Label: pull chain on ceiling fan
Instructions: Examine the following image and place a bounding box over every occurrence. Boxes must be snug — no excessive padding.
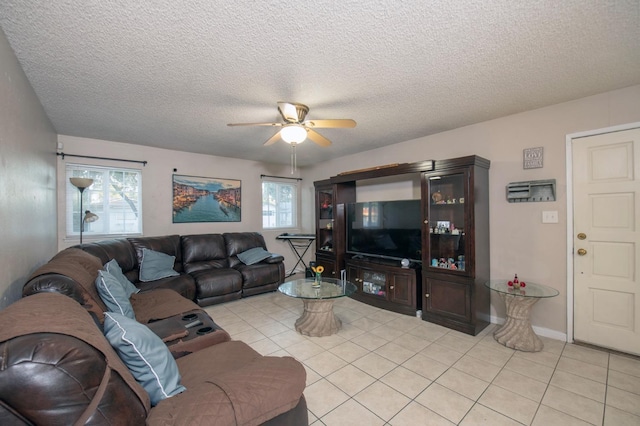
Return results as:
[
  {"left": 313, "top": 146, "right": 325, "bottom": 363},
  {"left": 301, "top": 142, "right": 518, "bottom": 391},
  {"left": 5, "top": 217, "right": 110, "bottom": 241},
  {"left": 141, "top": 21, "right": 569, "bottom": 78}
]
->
[{"left": 228, "top": 102, "right": 356, "bottom": 173}]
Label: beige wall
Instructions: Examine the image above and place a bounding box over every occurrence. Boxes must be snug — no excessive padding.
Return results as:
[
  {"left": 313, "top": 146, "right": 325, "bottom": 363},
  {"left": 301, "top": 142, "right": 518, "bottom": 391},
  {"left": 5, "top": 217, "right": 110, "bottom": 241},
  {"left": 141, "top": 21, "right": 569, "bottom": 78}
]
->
[
  {"left": 56, "top": 135, "right": 305, "bottom": 272},
  {"left": 303, "top": 84, "right": 640, "bottom": 338},
  {"left": 0, "top": 29, "right": 57, "bottom": 308}
]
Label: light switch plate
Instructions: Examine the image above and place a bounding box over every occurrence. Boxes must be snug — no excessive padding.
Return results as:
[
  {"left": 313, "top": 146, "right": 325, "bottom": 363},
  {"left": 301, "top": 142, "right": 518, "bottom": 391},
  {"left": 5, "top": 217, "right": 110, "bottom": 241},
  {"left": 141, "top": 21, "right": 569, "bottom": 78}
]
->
[{"left": 542, "top": 210, "right": 558, "bottom": 223}]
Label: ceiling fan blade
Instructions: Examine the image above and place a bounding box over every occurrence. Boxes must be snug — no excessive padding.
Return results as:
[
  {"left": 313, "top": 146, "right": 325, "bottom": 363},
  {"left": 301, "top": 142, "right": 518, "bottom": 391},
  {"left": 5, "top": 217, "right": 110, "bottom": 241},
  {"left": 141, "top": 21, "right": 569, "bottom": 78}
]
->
[
  {"left": 303, "top": 119, "right": 356, "bottom": 128},
  {"left": 278, "top": 102, "right": 308, "bottom": 122},
  {"left": 227, "top": 122, "right": 283, "bottom": 127},
  {"left": 306, "top": 129, "right": 332, "bottom": 147},
  {"left": 264, "top": 130, "right": 283, "bottom": 146}
]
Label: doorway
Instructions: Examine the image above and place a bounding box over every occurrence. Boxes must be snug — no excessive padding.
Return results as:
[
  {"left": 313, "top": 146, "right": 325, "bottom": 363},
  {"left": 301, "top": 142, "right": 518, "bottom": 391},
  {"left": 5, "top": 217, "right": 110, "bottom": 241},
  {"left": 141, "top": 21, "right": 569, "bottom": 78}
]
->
[{"left": 567, "top": 124, "right": 640, "bottom": 356}]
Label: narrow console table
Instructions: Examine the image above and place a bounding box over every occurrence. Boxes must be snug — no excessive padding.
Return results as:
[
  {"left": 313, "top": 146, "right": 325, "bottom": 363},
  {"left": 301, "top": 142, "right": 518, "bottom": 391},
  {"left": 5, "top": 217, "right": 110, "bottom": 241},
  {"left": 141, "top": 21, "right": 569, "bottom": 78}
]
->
[
  {"left": 485, "top": 280, "right": 559, "bottom": 352},
  {"left": 276, "top": 233, "right": 316, "bottom": 277}
]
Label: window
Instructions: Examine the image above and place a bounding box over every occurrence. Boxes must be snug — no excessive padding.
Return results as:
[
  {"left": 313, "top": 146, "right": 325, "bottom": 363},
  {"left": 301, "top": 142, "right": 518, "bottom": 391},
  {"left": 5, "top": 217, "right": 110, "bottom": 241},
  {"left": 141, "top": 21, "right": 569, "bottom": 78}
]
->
[
  {"left": 262, "top": 178, "right": 298, "bottom": 229},
  {"left": 66, "top": 164, "right": 142, "bottom": 239}
]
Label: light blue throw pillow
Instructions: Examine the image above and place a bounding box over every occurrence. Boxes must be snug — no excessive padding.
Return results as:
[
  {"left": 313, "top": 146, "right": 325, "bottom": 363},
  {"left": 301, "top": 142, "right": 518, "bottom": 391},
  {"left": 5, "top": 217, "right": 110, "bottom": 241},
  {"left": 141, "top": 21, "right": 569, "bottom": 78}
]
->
[
  {"left": 96, "top": 270, "right": 135, "bottom": 319},
  {"left": 104, "top": 258, "right": 139, "bottom": 297},
  {"left": 139, "top": 248, "right": 180, "bottom": 282},
  {"left": 237, "top": 247, "right": 272, "bottom": 265},
  {"left": 104, "top": 312, "right": 186, "bottom": 406}
]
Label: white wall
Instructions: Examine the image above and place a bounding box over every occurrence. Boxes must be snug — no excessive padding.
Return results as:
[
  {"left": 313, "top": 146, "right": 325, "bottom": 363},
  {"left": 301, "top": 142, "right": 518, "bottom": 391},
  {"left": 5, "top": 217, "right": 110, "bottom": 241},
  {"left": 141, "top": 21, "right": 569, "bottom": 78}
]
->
[
  {"left": 303, "top": 84, "right": 640, "bottom": 338},
  {"left": 0, "top": 29, "right": 57, "bottom": 308},
  {"left": 56, "top": 135, "right": 306, "bottom": 273}
]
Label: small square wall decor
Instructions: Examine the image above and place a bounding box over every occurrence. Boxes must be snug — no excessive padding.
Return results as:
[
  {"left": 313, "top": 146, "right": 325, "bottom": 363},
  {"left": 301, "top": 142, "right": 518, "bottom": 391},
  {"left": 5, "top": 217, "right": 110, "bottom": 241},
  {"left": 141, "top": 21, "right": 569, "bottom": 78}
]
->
[
  {"left": 523, "top": 147, "right": 543, "bottom": 169},
  {"left": 172, "top": 174, "right": 241, "bottom": 223}
]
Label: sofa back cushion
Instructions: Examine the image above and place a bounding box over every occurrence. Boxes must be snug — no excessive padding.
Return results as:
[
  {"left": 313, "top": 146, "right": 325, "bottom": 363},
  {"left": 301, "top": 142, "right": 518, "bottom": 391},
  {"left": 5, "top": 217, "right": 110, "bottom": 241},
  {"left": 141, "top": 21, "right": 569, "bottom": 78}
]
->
[
  {"left": 77, "top": 238, "right": 139, "bottom": 282},
  {"left": 24, "top": 248, "right": 109, "bottom": 323},
  {"left": 128, "top": 235, "right": 184, "bottom": 273},
  {"left": 181, "top": 234, "right": 229, "bottom": 273},
  {"left": 224, "top": 233, "right": 268, "bottom": 268}
]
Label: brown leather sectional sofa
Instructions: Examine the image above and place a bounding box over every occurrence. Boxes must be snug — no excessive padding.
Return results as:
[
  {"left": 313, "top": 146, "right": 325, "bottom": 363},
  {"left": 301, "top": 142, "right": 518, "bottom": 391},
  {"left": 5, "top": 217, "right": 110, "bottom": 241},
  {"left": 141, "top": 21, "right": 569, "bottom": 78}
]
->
[
  {"left": 0, "top": 232, "right": 308, "bottom": 425},
  {"left": 24, "top": 232, "right": 286, "bottom": 307}
]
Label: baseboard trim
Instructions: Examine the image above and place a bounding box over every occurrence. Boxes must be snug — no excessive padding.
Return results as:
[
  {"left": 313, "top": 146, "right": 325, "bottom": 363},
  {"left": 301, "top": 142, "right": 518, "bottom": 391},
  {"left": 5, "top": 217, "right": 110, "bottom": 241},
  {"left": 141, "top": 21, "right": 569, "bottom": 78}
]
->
[{"left": 489, "top": 315, "right": 568, "bottom": 342}]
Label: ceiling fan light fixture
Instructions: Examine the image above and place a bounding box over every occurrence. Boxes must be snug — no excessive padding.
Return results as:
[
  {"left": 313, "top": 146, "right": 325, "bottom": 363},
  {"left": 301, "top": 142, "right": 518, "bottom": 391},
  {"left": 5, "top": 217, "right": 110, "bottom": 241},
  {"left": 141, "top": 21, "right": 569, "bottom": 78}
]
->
[{"left": 281, "top": 125, "right": 307, "bottom": 144}]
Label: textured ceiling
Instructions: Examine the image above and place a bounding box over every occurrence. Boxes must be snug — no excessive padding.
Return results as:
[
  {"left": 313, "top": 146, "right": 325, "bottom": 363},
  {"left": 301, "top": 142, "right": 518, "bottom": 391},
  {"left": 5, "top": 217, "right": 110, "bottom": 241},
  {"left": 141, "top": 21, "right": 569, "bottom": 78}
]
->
[{"left": 1, "top": 1, "right": 639, "bottom": 166}]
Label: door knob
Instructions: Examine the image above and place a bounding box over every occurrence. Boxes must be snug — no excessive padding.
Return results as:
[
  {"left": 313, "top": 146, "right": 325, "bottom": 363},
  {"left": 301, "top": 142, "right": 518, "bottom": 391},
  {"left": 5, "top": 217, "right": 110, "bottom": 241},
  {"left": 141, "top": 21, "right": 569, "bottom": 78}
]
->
[
  {"left": 577, "top": 233, "right": 587, "bottom": 240},
  {"left": 577, "top": 248, "right": 587, "bottom": 256}
]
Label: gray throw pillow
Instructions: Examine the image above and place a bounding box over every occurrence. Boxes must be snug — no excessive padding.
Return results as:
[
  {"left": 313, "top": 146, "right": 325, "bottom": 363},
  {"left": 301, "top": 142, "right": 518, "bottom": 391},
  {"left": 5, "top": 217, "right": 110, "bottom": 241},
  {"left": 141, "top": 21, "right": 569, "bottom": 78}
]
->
[
  {"left": 95, "top": 270, "right": 135, "bottom": 319},
  {"left": 139, "top": 248, "right": 180, "bottom": 282},
  {"left": 104, "top": 312, "right": 186, "bottom": 406},
  {"left": 237, "top": 247, "right": 272, "bottom": 265},
  {"left": 104, "top": 258, "right": 139, "bottom": 297}
]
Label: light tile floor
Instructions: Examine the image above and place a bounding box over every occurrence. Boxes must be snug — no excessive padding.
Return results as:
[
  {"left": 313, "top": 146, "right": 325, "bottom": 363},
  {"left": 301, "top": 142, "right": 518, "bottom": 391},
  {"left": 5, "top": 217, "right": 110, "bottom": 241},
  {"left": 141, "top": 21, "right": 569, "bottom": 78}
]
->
[{"left": 204, "top": 291, "right": 640, "bottom": 426}]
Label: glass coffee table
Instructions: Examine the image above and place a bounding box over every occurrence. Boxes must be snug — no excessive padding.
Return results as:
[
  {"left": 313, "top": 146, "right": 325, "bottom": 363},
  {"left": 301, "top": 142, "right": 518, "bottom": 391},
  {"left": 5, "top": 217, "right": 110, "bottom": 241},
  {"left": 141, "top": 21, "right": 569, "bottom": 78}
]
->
[
  {"left": 278, "top": 278, "right": 357, "bottom": 337},
  {"left": 485, "top": 280, "right": 559, "bottom": 352}
]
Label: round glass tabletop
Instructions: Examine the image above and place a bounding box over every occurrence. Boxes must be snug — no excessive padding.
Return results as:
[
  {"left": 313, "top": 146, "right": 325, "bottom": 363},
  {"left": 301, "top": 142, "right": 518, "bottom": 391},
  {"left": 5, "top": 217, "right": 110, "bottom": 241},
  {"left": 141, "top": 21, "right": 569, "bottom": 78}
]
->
[
  {"left": 485, "top": 280, "right": 559, "bottom": 298},
  {"left": 278, "top": 278, "right": 357, "bottom": 300}
]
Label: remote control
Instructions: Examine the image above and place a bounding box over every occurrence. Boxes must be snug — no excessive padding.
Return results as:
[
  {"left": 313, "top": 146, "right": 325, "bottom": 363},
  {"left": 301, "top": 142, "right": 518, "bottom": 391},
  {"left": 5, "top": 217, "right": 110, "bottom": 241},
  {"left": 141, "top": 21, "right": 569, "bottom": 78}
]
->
[{"left": 184, "top": 320, "right": 203, "bottom": 329}]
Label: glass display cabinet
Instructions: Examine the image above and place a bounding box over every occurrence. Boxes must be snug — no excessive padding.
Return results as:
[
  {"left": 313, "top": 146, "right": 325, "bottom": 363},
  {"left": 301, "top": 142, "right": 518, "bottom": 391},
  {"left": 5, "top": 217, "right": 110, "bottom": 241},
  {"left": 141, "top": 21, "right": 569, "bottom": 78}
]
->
[
  {"left": 421, "top": 156, "right": 490, "bottom": 335},
  {"left": 314, "top": 180, "right": 355, "bottom": 277}
]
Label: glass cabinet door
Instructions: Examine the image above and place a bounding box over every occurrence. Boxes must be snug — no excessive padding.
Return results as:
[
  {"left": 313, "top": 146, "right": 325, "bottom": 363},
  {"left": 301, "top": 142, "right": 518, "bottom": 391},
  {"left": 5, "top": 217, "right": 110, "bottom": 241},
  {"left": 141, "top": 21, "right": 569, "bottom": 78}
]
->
[
  {"left": 317, "top": 188, "right": 334, "bottom": 253},
  {"left": 426, "top": 172, "right": 467, "bottom": 272},
  {"left": 362, "top": 270, "right": 387, "bottom": 298}
]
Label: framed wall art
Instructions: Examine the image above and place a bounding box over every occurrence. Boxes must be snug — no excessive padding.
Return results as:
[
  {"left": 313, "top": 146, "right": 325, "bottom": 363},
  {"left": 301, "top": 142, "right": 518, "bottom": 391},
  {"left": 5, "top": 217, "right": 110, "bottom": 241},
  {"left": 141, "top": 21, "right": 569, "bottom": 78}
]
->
[
  {"left": 523, "top": 147, "right": 544, "bottom": 169},
  {"left": 172, "top": 174, "right": 241, "bottom": 223}
]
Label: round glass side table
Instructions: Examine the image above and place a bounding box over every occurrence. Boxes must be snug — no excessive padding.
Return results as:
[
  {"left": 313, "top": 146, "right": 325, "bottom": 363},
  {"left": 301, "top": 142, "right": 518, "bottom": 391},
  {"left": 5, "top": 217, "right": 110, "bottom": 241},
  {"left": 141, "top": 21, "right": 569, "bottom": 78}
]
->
[{"left": 485, "top": 280, "right": 559, "bottom": 352}]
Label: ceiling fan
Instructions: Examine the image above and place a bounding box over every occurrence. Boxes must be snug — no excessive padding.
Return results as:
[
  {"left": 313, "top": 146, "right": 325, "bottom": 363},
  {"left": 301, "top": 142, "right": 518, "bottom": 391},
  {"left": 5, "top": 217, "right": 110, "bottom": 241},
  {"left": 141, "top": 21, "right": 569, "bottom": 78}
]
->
[{"left": 227, "top": 101, "right": 356, "bottom": 147}]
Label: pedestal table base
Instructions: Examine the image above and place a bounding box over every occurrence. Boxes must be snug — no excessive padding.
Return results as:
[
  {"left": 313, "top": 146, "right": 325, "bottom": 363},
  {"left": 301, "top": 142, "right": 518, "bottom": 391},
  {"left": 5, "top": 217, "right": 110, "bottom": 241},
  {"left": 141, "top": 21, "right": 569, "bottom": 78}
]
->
[
  {"left": 295, "top": 299, "right": 341, "bottom": 337},
  {"left": 494, "top": 293, "right": 544, "bottom": 352}
]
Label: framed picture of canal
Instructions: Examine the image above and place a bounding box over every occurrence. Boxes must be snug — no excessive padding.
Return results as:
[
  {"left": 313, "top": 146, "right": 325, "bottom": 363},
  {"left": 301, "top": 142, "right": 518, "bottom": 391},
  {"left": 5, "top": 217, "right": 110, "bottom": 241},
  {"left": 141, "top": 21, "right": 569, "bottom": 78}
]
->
[{"left": 172, "top": 174, "right": 241, "bottom": 223}]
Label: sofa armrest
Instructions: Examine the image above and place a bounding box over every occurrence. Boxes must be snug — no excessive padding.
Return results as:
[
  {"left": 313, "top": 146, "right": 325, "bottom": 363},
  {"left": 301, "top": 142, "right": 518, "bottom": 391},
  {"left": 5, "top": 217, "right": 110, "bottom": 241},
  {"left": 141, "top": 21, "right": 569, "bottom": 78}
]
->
[
  {"left": 23, "top": 274, "right": 85, "bottom": 303},
  {"left": 263, "top": 254, "right": 284, "bottom": 264}
]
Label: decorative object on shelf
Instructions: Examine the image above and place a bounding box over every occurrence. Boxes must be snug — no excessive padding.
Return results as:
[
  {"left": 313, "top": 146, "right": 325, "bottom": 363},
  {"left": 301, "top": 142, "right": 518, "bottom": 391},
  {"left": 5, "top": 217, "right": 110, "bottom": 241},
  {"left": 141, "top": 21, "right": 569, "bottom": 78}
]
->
[
  {"left": 400, "top": 258, "right": 410, "bottom": 268},
  {"left": 70, "top": 177, "right": 96, "bottom": 244},
  {"left": 431, "top": 190, "right": 443, "bottom": 203}
]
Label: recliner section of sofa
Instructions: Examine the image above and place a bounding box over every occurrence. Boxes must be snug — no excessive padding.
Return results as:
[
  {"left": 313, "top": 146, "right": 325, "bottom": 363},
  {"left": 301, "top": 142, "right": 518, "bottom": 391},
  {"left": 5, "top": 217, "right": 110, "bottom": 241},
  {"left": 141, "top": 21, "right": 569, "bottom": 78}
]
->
[{"left": 0, "top": 292, "right": 308, "bottom": 425}]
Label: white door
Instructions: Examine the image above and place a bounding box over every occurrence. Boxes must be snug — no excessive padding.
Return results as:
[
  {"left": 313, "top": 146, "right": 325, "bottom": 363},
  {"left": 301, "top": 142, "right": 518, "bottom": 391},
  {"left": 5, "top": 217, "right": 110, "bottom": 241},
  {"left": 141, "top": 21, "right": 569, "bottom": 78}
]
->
[{"left": 573, "top": 127, "right": 640, "bottom": 356}]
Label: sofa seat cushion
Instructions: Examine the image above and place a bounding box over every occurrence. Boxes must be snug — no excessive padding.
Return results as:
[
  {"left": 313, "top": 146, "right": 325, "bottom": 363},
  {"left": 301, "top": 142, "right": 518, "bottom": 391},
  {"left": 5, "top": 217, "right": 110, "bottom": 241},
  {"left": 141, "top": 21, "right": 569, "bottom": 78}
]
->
[
  {"left": 236, "top": 263, "right": 283, "bottom": 289},
  {"left": 131, "top": 289, "right": 202, "bottom": 324},
  {"left": 135, "top": 273, "right": 196, "bottom": 301},
  {"left": 190, "top": 268, "right": 242, "bottom": 299},
  {"left": 147, "top": 341, "right": 306, "bottom": 426}
]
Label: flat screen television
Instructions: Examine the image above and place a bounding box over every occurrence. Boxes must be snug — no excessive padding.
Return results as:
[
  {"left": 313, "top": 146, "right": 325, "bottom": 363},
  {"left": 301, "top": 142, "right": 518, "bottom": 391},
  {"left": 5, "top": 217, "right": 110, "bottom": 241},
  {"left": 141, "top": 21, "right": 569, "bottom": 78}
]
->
[{"left": 346, "top": 200, "right": 422, "bottom": 263}]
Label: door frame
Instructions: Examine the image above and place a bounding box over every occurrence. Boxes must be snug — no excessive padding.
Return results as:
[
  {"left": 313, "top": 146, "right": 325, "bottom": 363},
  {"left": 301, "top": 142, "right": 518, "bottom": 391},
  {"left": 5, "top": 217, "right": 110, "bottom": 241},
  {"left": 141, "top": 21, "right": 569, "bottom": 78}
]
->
[{"left": 565, "top": 121, "right": 640, "bottom": 343}]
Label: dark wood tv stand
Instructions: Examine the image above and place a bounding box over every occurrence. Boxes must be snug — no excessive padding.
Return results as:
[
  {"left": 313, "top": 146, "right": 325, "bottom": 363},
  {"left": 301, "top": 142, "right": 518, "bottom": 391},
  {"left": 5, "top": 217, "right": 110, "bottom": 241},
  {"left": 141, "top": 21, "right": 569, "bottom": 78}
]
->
[
  {"left": 315, "top": 155, "right": 490, "bottom": 335},
  {"left": 345, "top": 256, "right": 421, "bottom": 316}
]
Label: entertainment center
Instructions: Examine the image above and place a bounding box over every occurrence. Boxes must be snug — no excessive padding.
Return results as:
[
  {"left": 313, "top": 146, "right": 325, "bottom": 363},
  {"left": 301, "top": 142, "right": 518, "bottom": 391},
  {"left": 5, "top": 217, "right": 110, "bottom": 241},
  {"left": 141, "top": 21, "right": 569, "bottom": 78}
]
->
[{"left": 314, "top": 155, "right": 490, "bottom": 335}]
